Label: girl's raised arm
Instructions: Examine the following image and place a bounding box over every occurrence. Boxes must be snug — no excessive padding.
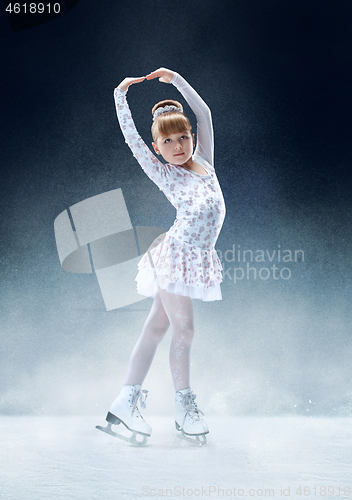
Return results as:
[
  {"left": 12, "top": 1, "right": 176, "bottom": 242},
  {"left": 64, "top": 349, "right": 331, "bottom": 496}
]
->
[
  {"left": 114, "top": 78, "right": 171, "bottom": 193},
  {"left": 147, "top": 68, "right": 214, "bottom": 168}
]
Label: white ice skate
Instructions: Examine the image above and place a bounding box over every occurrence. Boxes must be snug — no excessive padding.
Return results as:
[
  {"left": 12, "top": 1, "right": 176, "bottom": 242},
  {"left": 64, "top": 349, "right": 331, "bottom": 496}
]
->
[
  {"left": 175, "top": 388, "right": 209, "bottom": 446},
  {"left": 96, "top": 384, "right": 151, "bottom": 446}
]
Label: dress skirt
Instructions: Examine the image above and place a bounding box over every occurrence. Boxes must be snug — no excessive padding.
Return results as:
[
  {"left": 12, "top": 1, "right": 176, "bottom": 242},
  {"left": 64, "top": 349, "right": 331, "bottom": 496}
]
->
[{"left": 135, "top": 233, "right": 223, "bottom": 302}]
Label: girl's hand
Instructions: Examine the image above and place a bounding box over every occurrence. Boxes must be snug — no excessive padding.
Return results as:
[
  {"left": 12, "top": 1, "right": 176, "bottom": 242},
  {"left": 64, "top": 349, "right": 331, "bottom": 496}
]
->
[
  {"left": 117, "top": 76, "right": 146, "bottom": 92},
  {"left": 146, "top": 68, "right": 175, "bottom": 84}
]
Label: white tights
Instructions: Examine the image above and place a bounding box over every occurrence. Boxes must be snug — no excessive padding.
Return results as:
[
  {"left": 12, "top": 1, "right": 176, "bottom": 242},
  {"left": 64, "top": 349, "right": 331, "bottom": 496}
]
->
[{"left": 124, "top": 289, "right": 195, "bottom": 392}]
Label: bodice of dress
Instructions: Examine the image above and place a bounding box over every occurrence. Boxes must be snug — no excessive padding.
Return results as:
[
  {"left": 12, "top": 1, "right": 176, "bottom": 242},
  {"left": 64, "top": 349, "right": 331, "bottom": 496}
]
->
[
  {"left": 113, "top": 73, "right": 226, "bottom": 251},
  {"left": 160, "top": 160, "right": 225, "bottom": 251}
]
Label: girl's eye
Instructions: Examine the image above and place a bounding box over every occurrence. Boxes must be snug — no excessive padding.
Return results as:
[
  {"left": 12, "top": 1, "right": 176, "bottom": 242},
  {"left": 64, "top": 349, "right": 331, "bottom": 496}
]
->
[{"left": 164, "top": 138, "right": 171, "bottom": 143}]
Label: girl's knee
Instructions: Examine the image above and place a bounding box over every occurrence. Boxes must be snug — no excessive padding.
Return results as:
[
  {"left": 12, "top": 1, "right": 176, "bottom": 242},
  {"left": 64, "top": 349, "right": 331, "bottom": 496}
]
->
[
  {"left": 146, "top": 322, "right": 169, "bottom": 341},
  {"left": 174, "top": 325, "right": 194, "bottom": 343}
]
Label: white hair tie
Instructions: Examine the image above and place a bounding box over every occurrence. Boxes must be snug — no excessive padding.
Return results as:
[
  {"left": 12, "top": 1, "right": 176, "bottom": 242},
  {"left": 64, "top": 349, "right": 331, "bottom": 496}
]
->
[{"left": 153, "top": 105, "right": 183, "bottom": 122}]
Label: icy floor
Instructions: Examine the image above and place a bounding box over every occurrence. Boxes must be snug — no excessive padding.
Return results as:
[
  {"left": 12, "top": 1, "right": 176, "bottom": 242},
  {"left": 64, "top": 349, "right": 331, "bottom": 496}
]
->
[{"left": 1, "top": 416, "right": 352, "bottom": 500}]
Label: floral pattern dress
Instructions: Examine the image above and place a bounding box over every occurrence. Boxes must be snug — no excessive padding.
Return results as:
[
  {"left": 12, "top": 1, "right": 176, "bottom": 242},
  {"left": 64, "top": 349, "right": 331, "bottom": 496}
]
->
[{"left": 114, "top": 73, "right": 226, "bottom": 301}]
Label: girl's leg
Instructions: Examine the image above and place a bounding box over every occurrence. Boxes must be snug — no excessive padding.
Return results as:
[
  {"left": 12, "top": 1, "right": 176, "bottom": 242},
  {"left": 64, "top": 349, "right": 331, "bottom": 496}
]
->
[
  {"left": 123, "top": 292, "right": 170, "bottom": 386},
  {"left": 158, "top": 289, "right": 195, "bottom": 392},
  {"left": 156, "top": 290, "right": 207, "bottom": 439}
]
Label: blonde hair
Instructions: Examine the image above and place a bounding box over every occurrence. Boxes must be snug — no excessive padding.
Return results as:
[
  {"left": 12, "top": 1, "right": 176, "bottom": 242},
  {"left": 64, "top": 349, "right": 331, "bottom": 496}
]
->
[{"left": 151, "top": 99, "right": 192, "bottom": 142}]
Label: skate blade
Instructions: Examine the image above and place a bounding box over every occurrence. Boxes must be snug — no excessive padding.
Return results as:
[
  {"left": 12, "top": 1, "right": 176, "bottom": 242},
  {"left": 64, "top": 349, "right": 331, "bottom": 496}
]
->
[
  {"left": 175, "top": 422, "right": 208, "bottom": 446},
  {"left": 176, "top": 431, "right": 208, "bottom": 446},
  {"left": 95, "top": 423, "right": 148, "bottom": 447}
]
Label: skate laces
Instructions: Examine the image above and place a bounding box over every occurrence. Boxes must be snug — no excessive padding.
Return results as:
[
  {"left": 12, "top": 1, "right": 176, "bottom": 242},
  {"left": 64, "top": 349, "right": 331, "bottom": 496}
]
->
[
  {"left": 130, "top": 389, "right": 148, "bottom": 416},
  {"left": 138, "top": 389, "right": 148, "bottom": 409},
  {"left": 181, "top": 391, "right": 204, "bottom": 420}
]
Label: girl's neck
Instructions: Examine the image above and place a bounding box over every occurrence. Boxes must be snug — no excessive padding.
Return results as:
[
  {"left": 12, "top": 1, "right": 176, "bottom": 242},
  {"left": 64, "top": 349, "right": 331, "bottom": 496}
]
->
[
  {"left": 180, "top": 157, "right": 208, "bottom": 176},
  {"left": 181, "top": 156, "right": 195, "bottom": 169}
]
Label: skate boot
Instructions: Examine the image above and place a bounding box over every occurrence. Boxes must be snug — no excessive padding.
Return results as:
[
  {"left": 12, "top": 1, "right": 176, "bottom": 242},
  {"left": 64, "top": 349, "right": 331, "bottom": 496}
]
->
[
  {"left": 175, "top": 388, "right": 209, "bottom": 445},
  {"left": 96, "top": 384, "right": 151, "bottom": 446}
]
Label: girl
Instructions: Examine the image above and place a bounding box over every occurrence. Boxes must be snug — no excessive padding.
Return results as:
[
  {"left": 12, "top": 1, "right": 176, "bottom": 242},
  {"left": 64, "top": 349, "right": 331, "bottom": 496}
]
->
[{"left": 100, "top": 68, "right": 225, "bottom": 445}]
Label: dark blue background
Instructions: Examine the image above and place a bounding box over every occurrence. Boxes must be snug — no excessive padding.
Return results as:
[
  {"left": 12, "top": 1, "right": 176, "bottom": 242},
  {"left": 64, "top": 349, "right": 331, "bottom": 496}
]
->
[{"left": 1, "top": 0, "right": 351, "bottom": 416}]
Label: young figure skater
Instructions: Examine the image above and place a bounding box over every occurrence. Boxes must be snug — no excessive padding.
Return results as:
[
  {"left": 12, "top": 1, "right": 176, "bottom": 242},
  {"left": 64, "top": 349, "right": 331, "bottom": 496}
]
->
[{"left": 97, "top": 68, "right": 225, "bottom": 445}]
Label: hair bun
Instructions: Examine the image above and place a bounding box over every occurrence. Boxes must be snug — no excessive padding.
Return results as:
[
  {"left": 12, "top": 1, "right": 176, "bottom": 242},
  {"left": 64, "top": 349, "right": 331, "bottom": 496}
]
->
[{"left": 151, "top": 99, "right": 183, "bottom": 116}]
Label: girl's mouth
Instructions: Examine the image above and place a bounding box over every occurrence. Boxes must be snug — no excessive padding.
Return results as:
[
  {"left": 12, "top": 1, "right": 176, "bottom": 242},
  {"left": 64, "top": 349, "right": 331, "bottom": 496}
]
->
[{"left": 174, "top": 152, "right": 184, "bottom": 156}]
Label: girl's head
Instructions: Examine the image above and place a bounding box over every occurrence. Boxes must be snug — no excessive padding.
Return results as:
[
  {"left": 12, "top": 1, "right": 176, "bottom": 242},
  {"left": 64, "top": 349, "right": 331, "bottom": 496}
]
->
[
  {"left": 151, "top": 99, "right": 192, "bottom": 142},
  {"left": 151, "top": 99, "right": 195, "bottom": 165}
]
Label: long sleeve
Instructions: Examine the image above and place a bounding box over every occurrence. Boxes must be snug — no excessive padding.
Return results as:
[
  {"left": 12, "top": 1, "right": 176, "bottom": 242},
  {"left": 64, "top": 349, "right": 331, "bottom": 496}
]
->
[
  {"left": 171, "top": 73, "right": 214, "bottom": 168},
  {"left": 113, "top": 87, "right": 171, "bottom": 192}
]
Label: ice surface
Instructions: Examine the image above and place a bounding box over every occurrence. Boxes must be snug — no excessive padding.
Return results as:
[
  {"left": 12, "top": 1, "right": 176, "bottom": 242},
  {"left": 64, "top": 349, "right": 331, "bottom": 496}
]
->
[{"left": 1, "top": 416, "right": 351, "bottom": 500}]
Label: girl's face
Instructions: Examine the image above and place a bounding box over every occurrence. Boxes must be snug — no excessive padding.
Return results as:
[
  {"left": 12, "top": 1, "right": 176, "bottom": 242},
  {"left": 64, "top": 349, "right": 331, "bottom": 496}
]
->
[{"left": 152, "top": 130, "right": 195, "bottom": 165}]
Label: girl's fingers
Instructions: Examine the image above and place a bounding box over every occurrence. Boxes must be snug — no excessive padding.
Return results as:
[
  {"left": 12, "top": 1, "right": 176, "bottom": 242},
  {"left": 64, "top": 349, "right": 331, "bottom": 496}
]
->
[
  {"left": 130, "top": 77, "right": 146, "bottom": 84},
  {"left": 146, "top": 68, "right": 174, "bottom": 84},
  {"left": 118, "top": 76, "right": 146, "bottom": 91},
  {"left": 146, "top": 68, "right": 167, "bottom": 79},
  {"left": 146, "top": 72, "right": 160, "bottom": 80}
]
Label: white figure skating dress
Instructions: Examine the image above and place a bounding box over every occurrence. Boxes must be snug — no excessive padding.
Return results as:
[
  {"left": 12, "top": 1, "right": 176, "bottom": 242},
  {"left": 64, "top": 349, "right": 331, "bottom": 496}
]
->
[{"left": 114, "top": 73, "right": 226, "bottom": 301}]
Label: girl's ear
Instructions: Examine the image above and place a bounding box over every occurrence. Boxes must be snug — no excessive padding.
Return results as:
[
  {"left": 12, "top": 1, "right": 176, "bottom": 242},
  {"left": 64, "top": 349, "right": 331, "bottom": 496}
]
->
[
  {"left": 152, "top": 142, "right": 160, "bottom": 155},
  {"left": 192, "top": 133, "right": 195, "bottom": 148}
]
